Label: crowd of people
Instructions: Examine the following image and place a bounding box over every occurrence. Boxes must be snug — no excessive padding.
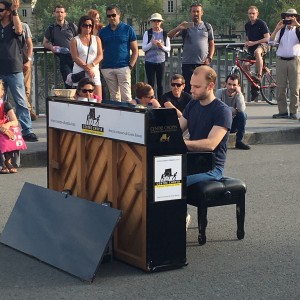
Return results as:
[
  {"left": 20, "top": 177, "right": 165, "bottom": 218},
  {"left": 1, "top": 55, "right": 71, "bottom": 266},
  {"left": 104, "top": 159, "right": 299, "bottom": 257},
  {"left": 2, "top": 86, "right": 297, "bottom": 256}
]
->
[{"left": 0, "top": 1, "right": 300, "bottom": 177}]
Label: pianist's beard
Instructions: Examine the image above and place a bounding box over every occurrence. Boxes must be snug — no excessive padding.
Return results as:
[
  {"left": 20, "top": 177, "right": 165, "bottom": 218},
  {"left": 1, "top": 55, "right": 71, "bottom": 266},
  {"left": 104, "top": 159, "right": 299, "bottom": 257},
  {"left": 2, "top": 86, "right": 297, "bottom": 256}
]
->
[{"left": 191, "top": 90, "right": 210, "bottom": 102}]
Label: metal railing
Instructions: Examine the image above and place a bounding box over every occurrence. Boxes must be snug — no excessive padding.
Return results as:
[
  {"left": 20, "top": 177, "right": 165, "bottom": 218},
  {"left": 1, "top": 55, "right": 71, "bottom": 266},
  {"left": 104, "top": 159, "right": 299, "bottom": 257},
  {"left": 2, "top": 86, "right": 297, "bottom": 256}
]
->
[{"left": 31, "top": 43, "right": 276, "bottom": 115}]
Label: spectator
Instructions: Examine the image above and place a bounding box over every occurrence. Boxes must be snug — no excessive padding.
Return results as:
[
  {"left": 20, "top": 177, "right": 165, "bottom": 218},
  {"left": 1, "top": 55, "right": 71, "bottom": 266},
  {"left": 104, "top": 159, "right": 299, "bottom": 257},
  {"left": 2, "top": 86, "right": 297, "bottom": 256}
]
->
[
  {"left": 87, "top": 9, "right": 104, "bottom": 35},
  {"left": 43, "top": 5, "right": 77, "bottom": 88},
  {"left": 21, "top": 22, "right": 36, "bottom": 121},
  {"left": 131, "top": 82, "right": 161, "bottom": 108},
  {"left": 0, "top": 0, "right": 38, "bottom": 142},
  {"left": 75, "top": 77, "right": 101, "bottom": 102},
  {"left": 269, "top": 8, "right": 300, "bottom": 120},
  {"left": 168, "top": 3, "right": 215, "bottom": 94},
  {"left": 99, "top": 4, "right": 138, "bottom": 102},
  {"left": 179, "top": 65, "right": 232, "bottom": 186},
  {"left": 244, "top": 6, "right": 270, "bottom": 101},
  {"left": 160, "top": 74, "right": 191, "bottom": 118},
  {"left": 216, "top": 74, "right": 250, "bottom": 150},
  {"left": 142, "top": 13, "right": 170, "bottom": 101},
  {"left": 70, "top": 16, "right": 103, "bottom": 99},
  {"left": 0, "top": 79, "right": 23, "bottom": 174}
]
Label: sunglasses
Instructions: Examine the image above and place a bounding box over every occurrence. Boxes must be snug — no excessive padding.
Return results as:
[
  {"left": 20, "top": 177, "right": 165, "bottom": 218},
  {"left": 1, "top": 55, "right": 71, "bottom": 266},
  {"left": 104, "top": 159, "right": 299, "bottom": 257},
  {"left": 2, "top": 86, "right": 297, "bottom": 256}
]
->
[
  {"left": 0, "top": 8, "right": 6, "bottom": 12},
  {"left": 171, "top": 83, "right": 183, "bottom": 87},
  {"left": 82, "top": 24, "right": 93, "bottom": 28},
  {"left": 107, "top": 13, "right": 117, "bottom": 18},
  {"left": 81, "top": 89, "right": 94, "bottom": 93}
]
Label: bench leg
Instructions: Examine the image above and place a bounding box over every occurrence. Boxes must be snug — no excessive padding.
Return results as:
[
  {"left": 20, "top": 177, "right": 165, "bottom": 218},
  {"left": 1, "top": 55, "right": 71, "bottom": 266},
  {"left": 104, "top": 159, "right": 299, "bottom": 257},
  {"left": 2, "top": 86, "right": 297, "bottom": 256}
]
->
[
  {"left": 236, "top": 195, "right": 245, "bottom": 240},
  {"left": 197, "top": 206, "right": 208, "bottom": 245}
]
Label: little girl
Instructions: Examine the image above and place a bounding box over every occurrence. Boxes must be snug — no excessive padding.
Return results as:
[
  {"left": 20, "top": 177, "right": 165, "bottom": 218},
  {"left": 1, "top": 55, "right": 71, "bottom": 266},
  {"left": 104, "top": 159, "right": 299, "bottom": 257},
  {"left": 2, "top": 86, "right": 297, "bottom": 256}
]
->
[{"left": 0, "top": 80, "right": 24, "bottom": 174}]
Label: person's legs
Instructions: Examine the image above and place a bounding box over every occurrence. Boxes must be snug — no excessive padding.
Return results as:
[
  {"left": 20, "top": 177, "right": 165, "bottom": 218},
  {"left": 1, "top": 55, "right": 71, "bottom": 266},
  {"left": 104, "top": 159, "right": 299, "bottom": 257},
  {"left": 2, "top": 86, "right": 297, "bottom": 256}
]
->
[
  {"left": 235, "top": 111, "right": 247, "bottom": 142},
  {"left": 145, "top": 62, "right": 156, "bottom": 89},
  {"left": 254, "top": 47, "right": 264, "bottom": 77},
  {"left": 117, "top": 67, "right": 132, "bottom": 102},
  {"left": 101, "top": 68, "right": 121, "bottom": 101},
  {"left": 275, "top": 58, "right": 289, "bottom": 115},
  {"left": 187, "top": 166, "right": 224, "bottom": 186},
  {"left": 182, "top": 64, "right": 196, "bottom": 94},
  {"left": 1, "top": 73, "right": 33, "bottom": 136},
  {"left": 155, "top": 62, "right": 165, "bottom": 101},
  {"left": 287, "top": 57, "right": 300, "bottom": 115},
  {"left": 59, "top": 54, "right": 73, "bottom": 89}
]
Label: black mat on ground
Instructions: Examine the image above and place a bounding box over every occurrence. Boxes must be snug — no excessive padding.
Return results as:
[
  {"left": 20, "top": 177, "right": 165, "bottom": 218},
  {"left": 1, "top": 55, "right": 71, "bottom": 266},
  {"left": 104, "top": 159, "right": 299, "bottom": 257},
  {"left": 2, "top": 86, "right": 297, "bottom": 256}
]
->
[{"left": 0, "top": 182, "right": 121, "bottom": 282}]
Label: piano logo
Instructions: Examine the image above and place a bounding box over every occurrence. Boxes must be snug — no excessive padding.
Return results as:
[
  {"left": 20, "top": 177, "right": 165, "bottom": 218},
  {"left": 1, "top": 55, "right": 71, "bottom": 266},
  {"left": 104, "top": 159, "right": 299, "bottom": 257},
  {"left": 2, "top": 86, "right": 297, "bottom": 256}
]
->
[
  {"left": 156, "top": 168, "right": 180, "bottom": 186},
  {"left": 160, "top": 134, "right": 170, "bottom": 142},
  {"left": 82, "top": 108, "right": 104, "bottom": 135}
]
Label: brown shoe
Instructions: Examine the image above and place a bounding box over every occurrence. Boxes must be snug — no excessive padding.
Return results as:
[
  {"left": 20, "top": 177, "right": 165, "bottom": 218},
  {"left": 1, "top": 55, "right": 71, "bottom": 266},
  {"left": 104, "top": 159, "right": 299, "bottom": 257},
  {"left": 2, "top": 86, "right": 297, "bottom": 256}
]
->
[{"left": 30, "top": 110, "right": 37, "bottom": 121}]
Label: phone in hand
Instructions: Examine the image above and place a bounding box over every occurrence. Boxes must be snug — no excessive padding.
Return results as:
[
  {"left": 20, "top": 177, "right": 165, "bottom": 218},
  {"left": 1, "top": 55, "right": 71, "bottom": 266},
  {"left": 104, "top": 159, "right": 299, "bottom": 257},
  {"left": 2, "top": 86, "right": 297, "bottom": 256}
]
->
[
  {"left": 283, "top": 19, "right": 292, "bottom": 25},
  {"left": 186, "top": 22, "right": 194, "bottom": 28}
]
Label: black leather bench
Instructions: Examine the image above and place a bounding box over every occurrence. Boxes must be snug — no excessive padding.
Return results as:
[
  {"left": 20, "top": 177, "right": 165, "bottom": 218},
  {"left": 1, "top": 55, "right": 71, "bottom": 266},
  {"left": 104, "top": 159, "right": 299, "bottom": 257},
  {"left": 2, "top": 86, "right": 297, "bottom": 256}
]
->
[{"left": 187, "top": 177, "right": 247, "bottom": 245}]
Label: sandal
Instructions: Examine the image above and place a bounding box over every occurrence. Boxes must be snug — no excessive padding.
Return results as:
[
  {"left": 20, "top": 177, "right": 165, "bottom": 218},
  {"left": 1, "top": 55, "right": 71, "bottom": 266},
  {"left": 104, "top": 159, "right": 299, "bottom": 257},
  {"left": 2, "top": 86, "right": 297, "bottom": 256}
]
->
[
  {"left": 0, "top": 167, "right": 10, "bottom": 174},
  {"left": 5, "top": 161, "right": 18, "bottom": 174}
]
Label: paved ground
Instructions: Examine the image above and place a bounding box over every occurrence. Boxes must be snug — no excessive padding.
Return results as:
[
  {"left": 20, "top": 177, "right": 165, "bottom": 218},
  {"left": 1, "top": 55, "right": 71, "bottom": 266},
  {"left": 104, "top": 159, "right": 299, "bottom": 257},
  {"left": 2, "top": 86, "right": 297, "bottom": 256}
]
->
[{"left": 0, "top": 143, "right": 299, "bottom": 299}]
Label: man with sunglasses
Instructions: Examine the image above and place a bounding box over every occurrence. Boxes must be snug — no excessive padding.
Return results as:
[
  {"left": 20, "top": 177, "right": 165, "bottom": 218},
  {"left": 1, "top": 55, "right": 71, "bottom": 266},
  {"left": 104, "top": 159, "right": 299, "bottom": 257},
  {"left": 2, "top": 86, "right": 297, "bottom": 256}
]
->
[
  {"left": 269, "top": 8, "right": 300, "bottom": 120},
  {"left": 43, "top": 5, "right": 77, "bottom": 88},
  {"left": 99, "top": 5, "right": 138, "bottom": 102},
  {"left": 0, "top": 0, "right": 38, "bottom": 142},
  {"left": 168, "top": 3, "right": 214, "bottom": 94},
  {"left": 160, "top": 74, "right": 191, "bottom": 118}
]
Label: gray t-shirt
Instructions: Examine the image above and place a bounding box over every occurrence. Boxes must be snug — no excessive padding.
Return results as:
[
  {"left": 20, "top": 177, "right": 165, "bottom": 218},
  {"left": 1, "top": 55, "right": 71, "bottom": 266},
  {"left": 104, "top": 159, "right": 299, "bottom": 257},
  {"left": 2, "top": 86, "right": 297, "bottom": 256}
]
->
[
  {"left": 181, "top": 22, "right": 214, "bottom": 64},
  {"left": 215, "top": 88, "right": 246, "bottom": 116}
]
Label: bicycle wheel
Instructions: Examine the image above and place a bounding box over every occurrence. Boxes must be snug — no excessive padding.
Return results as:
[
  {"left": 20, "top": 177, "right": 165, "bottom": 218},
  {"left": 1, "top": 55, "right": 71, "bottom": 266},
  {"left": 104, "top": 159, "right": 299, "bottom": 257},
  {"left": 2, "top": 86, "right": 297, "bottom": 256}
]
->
[{"left": 260, "top": 69, "right": 277, "bottom": 105}]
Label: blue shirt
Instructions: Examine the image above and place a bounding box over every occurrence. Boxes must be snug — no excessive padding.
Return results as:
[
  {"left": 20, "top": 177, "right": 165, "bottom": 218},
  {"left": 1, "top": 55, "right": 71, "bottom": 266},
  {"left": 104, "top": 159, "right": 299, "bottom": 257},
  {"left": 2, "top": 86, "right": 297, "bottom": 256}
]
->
[
  {"left": 99, "top": 22, "right": 137, "bottom": 69},
  {"left": 183, "top": 98, "right": 232, "bottom": 169}
]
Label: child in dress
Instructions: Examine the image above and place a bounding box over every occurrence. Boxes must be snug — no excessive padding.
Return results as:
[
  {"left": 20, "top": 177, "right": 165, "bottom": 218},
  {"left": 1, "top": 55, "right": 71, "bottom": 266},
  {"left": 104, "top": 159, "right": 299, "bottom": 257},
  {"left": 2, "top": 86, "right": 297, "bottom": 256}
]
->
[{"left": 0, "top": 80, "right": 23, "bottom": 174}]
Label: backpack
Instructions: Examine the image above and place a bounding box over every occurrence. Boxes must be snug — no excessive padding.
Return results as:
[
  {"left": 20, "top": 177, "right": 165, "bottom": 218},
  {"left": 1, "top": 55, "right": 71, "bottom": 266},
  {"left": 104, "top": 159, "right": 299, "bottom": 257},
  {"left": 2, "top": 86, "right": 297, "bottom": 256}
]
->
[
  {"left": 147, "top": 28, "right": 169, "bottom": 61},
  {"left": 182, "top": 21, "right": 211, "bottom": 48},
  {"left": 278, "top": 26, "right": 300, "bottom": 44},
  {"left": 48, "top": 22, "right": 77, "bottom": 45}
]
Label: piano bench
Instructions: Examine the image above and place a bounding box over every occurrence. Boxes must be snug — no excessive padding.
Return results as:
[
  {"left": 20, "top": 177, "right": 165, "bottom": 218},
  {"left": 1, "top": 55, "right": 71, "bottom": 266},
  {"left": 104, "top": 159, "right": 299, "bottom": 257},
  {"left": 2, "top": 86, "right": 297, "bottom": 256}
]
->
[{"left": 186, "top": 177, "right": 247, "bottom": 245}]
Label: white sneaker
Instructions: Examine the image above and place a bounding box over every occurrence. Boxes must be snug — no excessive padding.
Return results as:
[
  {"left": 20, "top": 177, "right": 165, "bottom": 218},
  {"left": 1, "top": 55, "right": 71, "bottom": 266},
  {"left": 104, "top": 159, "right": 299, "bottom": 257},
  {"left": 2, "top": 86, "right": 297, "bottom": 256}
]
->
[{"left": 186, "top": 214, "right": 191, "bottom": 231}]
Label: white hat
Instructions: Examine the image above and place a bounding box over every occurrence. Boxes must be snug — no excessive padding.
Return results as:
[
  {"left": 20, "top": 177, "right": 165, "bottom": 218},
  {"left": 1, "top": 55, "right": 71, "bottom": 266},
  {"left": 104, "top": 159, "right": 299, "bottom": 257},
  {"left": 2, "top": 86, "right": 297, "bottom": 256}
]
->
[
  {"left": 149, "top": 13, "right": 164, "bottom": 22},
  {"left": 281, "top": 8, "right": 299, "bottom": 19}
]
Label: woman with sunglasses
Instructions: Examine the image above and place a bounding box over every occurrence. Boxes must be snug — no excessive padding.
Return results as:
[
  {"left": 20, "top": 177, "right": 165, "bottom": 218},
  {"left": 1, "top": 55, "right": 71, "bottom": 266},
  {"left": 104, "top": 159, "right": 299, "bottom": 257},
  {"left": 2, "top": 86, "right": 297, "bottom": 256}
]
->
[
  {"left": 142, "top": 13, "right": 170, "bottom": 101},
  {"left": 75, "top": 78, "right": 101, "bottom": 102},
  {"left": 70, "top": 15, "right": 103, "bottom": 99},
  {"left": 131, "top": 82, "right": 161, "bottom": 108}
]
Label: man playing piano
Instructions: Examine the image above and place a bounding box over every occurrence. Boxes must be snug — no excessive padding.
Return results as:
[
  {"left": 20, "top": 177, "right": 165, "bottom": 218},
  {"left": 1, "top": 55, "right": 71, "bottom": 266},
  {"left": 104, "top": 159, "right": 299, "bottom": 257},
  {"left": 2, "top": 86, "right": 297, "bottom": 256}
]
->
[{"left": 179, "top": 66, "right": 232, "bottom": 187}]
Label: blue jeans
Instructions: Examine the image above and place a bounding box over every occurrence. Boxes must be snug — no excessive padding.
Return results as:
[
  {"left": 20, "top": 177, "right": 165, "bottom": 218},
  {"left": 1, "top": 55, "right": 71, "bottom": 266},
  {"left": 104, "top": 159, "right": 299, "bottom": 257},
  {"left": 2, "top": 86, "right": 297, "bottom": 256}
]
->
[
  {"left": 231, "top": 111, "right": 247, "bottom": 142},
  {"left": 187, "top": 166, "right": 224, "bottom": 186},
  {"left": 0, "top": 72, "right": 32, "bottom": 136}
]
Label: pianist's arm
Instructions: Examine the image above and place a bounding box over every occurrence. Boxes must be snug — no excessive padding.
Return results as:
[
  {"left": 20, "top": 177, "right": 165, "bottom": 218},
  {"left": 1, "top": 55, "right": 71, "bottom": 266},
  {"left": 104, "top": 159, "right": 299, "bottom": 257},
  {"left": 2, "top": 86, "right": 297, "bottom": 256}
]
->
[{"left": 179, "top": 116, "right": 227, "bottom": 152}]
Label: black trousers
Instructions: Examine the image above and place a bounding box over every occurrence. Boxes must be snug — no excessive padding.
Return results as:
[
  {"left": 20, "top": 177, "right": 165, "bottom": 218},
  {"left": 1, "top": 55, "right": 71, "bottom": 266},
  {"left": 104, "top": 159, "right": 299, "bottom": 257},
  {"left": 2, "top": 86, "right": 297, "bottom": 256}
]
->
[
  {"left": 182, "top": 64, "right": 203, "bottom": 94},
  {"left": 145, "top": 61, "right": 165, "bottom": 100}
]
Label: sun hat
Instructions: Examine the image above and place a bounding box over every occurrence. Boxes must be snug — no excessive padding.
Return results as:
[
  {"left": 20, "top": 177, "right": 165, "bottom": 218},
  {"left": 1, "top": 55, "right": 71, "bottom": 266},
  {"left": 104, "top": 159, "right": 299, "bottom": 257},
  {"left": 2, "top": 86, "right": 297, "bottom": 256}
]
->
[
  {"left": 281, "top": 8, "right": 299, "bottom": 19},
  {"left": 149, "top": 13, "right": 164, "bottom": 22}
]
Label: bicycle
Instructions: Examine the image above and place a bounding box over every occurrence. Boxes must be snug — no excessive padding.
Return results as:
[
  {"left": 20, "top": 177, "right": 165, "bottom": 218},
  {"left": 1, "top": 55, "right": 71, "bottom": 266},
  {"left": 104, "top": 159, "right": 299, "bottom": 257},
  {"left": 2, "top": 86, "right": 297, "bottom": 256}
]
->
[{"left": 226, "top": 46, "right": 277, "bottom": 105}]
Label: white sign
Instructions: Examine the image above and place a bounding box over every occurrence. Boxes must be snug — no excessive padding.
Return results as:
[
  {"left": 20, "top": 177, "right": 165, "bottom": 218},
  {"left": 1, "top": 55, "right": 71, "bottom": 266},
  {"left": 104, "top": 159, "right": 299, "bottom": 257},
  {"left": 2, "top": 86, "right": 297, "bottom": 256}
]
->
[
  {"left": 154, "top": 155, "right": 182, "bottom": 202},
  {"left": 48, "top": 101, "right": 146, "bottom": 144}
]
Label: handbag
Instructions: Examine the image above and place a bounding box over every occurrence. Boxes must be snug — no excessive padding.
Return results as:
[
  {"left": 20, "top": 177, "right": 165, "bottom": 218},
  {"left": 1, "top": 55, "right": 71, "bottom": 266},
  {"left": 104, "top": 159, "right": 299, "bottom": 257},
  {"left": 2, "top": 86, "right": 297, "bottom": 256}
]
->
[
  {"left": 71, "top": 37, "right": 92, "bottom": 83},
  {"left": 0, "top": 126, "right": 27, "bottom": 153}
]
